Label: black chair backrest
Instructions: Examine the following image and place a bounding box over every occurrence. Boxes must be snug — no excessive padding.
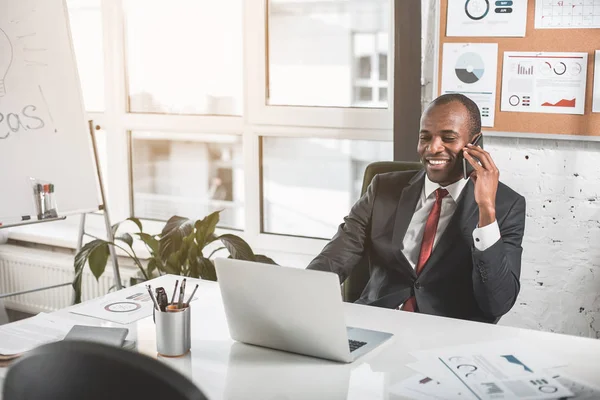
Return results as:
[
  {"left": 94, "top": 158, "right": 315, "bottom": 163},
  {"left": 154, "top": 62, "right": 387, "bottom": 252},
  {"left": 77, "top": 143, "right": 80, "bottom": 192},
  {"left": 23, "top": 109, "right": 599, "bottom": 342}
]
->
[
  {"left": 3, "top": 340, "right": 208, "bottom": 400},
  {"left": 343, "top": 161, "right": 423, "bottom": 302}
]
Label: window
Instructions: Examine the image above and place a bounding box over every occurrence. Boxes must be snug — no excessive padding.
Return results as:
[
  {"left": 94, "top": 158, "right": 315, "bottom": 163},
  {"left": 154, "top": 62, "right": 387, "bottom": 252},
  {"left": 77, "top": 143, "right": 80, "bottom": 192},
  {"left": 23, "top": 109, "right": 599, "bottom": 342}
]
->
[
  {"left": 267, "top": 0, "right": 390, "bottom": 108},
  {"left": 352, "top": 32, "right": 388, "bottom": 107},
  {"left": 131, "top": 132, "right": 244, "bottom": 230},
  {"left": 124, "top": 0, "right": 243, "bottom": 115},
  {"left": 66, "top": 0, "right": 104, "bottom": 112},
  {"left": 261, "top": 137, "right": 392, "bottom": 239},
  {"left": 34, "top": 0, "right": 397, "bottom": 258}
]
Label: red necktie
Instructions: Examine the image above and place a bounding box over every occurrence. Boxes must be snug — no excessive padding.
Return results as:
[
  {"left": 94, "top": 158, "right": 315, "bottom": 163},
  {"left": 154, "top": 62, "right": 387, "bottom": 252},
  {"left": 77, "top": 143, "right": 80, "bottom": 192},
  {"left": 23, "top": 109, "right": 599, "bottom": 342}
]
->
[{"left": 402, "top": 188, "right": 449, "bottom": 312}]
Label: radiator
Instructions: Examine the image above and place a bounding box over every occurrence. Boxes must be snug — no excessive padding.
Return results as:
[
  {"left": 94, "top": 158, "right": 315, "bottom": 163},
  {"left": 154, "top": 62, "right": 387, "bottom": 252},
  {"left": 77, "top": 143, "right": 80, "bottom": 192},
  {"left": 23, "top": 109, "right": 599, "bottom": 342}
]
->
[{"left": 0, "top": 244, "right": 138, "bottom": 314}]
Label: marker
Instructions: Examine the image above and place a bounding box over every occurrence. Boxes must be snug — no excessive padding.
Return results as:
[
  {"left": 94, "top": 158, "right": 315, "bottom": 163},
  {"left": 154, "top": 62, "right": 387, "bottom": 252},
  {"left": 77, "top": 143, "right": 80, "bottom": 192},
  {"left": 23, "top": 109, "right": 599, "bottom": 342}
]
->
[{"left": 43, "top": 184, "right": 51, "bottom": 215}]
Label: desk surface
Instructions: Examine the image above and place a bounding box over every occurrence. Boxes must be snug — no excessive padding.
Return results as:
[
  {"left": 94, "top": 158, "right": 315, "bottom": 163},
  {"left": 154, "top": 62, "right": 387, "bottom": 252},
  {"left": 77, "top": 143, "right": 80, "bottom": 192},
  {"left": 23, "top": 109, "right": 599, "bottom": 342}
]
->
[{"left": 2, "top": 275, "right": 600, "bottom": 399}]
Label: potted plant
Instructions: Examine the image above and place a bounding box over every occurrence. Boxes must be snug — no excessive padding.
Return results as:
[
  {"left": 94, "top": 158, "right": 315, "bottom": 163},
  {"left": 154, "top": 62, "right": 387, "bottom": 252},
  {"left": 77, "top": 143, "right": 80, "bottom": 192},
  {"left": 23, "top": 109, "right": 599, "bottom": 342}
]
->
[{"left": 72, "top": 211, "right": 276, "bottom": 303}]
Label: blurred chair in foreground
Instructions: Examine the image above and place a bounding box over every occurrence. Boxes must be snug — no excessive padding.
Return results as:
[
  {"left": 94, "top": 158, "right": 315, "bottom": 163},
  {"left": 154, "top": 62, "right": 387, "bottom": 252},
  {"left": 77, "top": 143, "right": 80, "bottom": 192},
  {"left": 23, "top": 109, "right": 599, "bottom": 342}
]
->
[{"left": 3, "top": 340, "right": 208, "bottom": 400}]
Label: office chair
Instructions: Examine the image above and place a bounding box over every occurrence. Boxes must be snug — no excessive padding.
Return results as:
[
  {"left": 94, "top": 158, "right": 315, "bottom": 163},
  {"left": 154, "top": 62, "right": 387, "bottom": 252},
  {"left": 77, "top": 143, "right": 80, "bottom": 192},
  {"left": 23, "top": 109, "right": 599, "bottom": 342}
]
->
[
  {"left": 342, "top": 161, "right": 423, "bottom": 303},
  {"left": 3, "top": 340, "right": 208, "bottom": 400}
]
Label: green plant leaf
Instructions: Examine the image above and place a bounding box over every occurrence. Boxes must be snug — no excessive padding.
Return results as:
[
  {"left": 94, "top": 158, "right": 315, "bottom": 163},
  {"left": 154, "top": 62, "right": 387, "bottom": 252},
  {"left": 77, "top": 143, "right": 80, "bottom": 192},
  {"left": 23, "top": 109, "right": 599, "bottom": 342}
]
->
[
  {"left": 195, "top": 211, "right": 221, "bottom": 248},
  {"left": 188, "top": 256, "right": 199, "bottom": 278},
  {"left": 110, "top": 217, "right": 143, "bottom": 237},
  {"left": 198, "top": 256, "right": 217, "bottom": 281},
  {"left": 207, "top": 246, "right": 226, "bottom": 259},
  {"left": 255, "top": 254, "right": 278, "bottom": 265},
  {"left": 162, "top": 252, "right": 181, "bottom": 275},
  {"left": 116, "top": 233, "right": 133, "bottom": 248},
  {"left": 147, "top": 258, "right": 158, "bottom": 276},
  {"left": 73, "top": 239, "right": 111, "bottom": 304},
  {"left": 127, "top": 217, "right": 143, "bottom": 232},
  {"left": 88, "top": 242, "right": 110, "bottom": 280},
  {"left": 219, "top": 234, "right": 256, "bottom": 261},
  {"left": 136, "top": 232, "right": 159, "bottom": 256},
  {"left": 205, "top": 233, "right": 219, "bottom": 244},
  {"left": 188, "top": 243, "right": 199, "bottom": 261},
  {"left": 159, "top": 216, "right": 193, "bottom": 262}
]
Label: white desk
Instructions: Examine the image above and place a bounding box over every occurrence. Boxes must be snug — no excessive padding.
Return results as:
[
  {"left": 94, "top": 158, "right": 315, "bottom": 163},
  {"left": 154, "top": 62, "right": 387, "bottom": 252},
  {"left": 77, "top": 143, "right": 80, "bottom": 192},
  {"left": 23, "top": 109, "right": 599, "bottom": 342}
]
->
[{"left": 2, "top": 275, "right": 600, "bottom": 399}]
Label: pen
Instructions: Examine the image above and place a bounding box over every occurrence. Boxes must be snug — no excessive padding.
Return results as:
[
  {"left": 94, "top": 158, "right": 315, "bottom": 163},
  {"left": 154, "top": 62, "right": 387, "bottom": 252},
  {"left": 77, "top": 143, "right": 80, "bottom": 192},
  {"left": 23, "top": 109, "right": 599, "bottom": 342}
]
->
[
  {"left": 185, "top": 284, "right": 199, "bottom": 307},
  {"left": 177, "top": 278, "right": 187, "bottom": 309},
  {"left": 170, "top": 279, "right": 179, "bottom": 305},
  {"left": 146, "top": 284, "right": 160, "bottom": 311}
]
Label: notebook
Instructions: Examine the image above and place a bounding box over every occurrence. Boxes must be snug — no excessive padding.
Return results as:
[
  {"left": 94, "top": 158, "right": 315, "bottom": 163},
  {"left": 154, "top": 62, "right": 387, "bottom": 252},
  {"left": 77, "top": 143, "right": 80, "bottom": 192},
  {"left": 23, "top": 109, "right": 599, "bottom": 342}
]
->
[{"left": 64, "top": 325, "right": 129, "bottom": 348}]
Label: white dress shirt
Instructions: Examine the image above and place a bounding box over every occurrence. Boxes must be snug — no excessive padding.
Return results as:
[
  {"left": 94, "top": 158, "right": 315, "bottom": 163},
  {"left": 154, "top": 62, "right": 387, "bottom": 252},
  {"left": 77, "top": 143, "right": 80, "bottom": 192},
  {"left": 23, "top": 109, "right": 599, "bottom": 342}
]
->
[{"left": 401, "top": 175, "right": 501, "bottom": 269}]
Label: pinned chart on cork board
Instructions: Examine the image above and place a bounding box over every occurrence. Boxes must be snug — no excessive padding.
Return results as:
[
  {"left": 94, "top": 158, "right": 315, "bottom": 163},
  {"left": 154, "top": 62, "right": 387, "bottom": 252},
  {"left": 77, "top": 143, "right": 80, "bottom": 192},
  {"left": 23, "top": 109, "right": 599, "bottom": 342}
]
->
[
  {"left": 0, "top": 0, "right": 100, "bottom": 224},
  {"left": 437, "top": 0, "right": 600, "bottom": 137}
]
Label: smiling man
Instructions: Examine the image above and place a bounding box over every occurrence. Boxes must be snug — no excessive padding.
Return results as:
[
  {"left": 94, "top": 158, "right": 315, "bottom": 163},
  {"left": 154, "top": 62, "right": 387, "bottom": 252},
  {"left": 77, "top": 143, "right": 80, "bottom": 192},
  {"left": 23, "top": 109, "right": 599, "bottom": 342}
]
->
[{"left": 307, "top": 94, "right": 526, "bottom": 323}]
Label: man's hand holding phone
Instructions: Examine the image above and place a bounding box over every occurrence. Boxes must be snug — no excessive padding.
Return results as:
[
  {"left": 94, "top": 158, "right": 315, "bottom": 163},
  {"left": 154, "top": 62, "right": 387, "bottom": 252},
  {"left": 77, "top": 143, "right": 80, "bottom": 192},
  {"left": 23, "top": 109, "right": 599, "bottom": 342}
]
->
[{"left": 463, "top": 134, "right": 499, "bottom": 227}]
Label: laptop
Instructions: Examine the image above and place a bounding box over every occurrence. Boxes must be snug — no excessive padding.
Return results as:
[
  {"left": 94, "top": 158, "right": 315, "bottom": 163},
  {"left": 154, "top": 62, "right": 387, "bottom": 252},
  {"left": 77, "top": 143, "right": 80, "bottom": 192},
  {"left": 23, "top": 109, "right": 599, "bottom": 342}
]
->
[{"left": 214, "top": 258, "right": 393, "bottom": 363}]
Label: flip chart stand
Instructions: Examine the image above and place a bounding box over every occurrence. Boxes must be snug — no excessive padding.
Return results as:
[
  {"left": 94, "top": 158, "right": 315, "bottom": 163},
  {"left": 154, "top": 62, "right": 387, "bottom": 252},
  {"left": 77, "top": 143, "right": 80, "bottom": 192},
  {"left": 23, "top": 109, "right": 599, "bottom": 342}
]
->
[{"left": 0, "top": 121, "right": 122, "bottom": 300}]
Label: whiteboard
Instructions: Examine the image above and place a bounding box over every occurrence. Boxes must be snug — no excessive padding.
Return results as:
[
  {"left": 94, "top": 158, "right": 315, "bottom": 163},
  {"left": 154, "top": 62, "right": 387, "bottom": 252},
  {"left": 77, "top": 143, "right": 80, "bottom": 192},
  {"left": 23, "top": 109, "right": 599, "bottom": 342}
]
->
[{"left": 0, "top": 0, "right": 100, "bottom": 221}]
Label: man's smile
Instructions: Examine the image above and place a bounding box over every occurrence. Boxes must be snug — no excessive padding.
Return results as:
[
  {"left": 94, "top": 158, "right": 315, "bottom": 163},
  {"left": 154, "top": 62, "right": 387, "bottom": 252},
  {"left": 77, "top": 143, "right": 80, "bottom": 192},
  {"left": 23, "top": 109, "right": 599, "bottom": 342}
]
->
[{"left": 425, "top": 157, "right": 452, "bottom": 170}]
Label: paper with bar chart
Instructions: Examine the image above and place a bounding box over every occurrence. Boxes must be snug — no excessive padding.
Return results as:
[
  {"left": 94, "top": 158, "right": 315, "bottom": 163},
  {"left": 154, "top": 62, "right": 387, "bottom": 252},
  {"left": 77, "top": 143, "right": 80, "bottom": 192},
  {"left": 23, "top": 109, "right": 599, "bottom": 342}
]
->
[
  {"left": 501, "top": 52, "right": 587, "bottom": 115},
  {"left": 442, "top": 43, "right": 498, "bottom": 127}
]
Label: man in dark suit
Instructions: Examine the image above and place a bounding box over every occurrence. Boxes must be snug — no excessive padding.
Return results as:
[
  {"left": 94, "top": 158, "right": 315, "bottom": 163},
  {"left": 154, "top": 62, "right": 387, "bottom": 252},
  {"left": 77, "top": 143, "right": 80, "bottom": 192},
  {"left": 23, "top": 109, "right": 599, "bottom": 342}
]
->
[{"left": 307, "top": 94, "right": 526, "bottom": 323}]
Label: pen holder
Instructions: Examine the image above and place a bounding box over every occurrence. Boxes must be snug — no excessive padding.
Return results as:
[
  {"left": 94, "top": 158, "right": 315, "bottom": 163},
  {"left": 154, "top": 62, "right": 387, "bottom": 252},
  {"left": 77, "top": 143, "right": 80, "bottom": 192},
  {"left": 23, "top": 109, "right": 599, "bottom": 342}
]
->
[{"left": 154, "top": 306, "right": 191, "bottom": 357}]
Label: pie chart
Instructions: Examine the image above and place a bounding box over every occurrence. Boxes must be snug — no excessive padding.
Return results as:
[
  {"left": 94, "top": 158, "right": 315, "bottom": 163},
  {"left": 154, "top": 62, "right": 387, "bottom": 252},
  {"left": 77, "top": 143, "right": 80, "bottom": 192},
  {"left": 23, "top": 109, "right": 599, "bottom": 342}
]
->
[{"left": 455, "top": 52, "right": 485, "bottom": 84}]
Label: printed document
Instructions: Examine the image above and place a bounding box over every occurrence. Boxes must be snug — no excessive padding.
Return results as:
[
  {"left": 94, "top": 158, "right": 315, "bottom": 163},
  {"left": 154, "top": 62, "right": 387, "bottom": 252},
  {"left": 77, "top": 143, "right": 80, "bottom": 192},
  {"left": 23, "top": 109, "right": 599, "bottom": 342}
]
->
[
  {"left": 0, "top": 313, "right": 76, "bottom": 356},
  {"left": 501, "top": 52, "right": 588, "bottom": 115},
  {"left": 406, "top": 339, "right": 573, "bottom": 399}
]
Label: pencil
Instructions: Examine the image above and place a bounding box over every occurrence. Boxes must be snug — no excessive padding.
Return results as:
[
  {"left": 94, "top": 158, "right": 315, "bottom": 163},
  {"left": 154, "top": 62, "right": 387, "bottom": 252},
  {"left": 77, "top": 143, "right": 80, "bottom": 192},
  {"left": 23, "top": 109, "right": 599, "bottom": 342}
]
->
[
  {"left": 146, "top": 285, "right": 160, "bottom": 311},
  {"left": 185, "top": 284, "right": 199, "bottom": 307},
  {"left": 170, "top": 279, "right": 179, "bottom": 305}
]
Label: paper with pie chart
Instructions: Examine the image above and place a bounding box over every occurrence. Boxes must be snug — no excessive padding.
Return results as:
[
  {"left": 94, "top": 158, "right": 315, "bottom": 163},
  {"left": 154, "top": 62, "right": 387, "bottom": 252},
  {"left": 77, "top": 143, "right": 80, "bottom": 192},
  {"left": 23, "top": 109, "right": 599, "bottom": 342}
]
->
[
  {"left": 501, "top": 52, "right": 587, "bottom": 115},
  {"left": 69, "top": 274, "right": 181, "bottom": 324},
  {"left": 446, "top": 0, "right": 528, "bottom": 37},
  {"left": 441, "top": 43, "right": 498, "bottom": 127}
]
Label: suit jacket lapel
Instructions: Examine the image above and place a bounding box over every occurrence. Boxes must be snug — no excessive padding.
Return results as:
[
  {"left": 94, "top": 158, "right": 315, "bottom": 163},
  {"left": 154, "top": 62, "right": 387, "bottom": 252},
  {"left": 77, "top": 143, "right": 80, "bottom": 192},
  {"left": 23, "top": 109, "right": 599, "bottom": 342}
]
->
[
  {"left": 418, "top": 179, "right": 479, "bottom": 279},
  {"left": 391, "top": 170, "right": 425, "bottom": 275}
]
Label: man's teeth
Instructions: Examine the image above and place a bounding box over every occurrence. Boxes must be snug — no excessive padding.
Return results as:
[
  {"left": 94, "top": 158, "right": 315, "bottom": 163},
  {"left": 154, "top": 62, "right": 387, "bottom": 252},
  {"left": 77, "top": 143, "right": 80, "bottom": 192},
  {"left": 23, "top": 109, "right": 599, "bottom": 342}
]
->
[{"left": 428, "top": 160, "right": 449, "bottom": 165}]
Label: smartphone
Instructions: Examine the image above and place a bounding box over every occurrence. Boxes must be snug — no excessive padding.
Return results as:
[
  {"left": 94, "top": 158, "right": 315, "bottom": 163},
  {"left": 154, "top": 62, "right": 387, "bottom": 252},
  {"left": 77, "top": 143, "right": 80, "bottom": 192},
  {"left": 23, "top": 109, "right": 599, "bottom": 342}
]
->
[{"left": 462, "top": 134, "right": 483, "bottom": 180}]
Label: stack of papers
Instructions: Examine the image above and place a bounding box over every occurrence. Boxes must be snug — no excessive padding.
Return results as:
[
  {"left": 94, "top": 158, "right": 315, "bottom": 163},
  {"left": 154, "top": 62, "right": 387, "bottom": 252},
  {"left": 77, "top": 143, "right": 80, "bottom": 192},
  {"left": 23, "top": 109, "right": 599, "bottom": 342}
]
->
[
  {"left": 389, "top": 339, "right": 600, "bottom": 399},
  {"left": 0, "top": 313, "right": 76, "bottom": 363}
]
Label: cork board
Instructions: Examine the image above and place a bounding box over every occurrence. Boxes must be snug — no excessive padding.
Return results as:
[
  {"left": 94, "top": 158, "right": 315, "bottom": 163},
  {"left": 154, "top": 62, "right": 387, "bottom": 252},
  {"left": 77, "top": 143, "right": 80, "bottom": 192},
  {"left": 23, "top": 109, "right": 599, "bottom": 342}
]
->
[{"left": 438, "top": 0, "right": 600, "bottom": 136}]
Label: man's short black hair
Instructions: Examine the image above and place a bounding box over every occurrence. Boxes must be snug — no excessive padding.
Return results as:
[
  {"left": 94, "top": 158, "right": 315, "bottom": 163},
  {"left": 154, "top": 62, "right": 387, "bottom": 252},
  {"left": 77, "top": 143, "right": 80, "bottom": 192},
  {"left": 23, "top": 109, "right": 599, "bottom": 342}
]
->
[{"left": 429, "top": 94, "right": 481, "bottom": 138}]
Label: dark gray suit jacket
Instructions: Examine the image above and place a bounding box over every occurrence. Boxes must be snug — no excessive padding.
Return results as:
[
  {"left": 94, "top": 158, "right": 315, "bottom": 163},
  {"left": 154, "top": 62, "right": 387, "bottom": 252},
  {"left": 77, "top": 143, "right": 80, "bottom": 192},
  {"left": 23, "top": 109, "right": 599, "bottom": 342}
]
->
[{"left": 307, "top": 170, "right": 526, "bottom": 323}]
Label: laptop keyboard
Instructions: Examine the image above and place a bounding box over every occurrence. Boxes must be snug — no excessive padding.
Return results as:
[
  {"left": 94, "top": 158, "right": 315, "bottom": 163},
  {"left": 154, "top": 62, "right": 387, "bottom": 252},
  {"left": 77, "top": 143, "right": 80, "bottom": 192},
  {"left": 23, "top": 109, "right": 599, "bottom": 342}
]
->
[{"left": 348, "top": 339, "right": 367, "bottom": 352}]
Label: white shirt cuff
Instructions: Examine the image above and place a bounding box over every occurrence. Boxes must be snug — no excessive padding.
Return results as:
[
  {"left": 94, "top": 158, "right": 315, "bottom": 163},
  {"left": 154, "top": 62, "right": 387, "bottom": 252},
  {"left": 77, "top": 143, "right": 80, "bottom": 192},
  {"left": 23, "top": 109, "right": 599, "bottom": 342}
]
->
[{"left": 472, "top": 220, "right": 500, "bottom": 251}]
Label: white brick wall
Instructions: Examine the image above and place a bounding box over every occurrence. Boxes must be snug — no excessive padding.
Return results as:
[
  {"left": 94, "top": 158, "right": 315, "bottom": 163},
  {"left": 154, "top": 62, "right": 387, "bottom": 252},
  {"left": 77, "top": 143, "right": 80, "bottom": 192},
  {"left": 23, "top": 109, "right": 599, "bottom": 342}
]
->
[{"left": 487, "top": 136, "right": 600, "bottom": 338}]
